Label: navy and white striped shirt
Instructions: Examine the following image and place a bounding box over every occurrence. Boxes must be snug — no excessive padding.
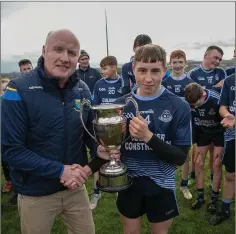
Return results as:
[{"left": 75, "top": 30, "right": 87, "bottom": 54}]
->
[
  {"left": 187, "top": 64, "right": 226, "bottom": 88},
  {"left": 115, "top": 86, "right": 192, "bottom": 191},
  {"left": 218, "top": 74, "right": 235, "bottom": 141}
]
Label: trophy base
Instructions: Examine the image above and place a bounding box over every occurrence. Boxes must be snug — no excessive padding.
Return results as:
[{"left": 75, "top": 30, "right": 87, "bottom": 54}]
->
[{"left": 96, "top": 173, "right": 133, "bottom": 193}]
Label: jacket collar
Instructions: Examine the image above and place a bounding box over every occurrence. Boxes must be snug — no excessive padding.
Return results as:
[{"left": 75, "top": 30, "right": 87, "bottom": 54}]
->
[{"left": 78, "top": 65, "right": 90, "bottom": 72}]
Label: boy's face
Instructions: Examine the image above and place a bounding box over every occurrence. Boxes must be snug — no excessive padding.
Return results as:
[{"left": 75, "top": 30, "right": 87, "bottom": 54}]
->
[
  {"left": 170, "top": 57, "right": 186, "bottom": 75},
  {"left": 100, "top": 65, "right": 116, "bottom": 78},
  {"left": 133, "top": 60, "right": 166, "bottom": 96}
]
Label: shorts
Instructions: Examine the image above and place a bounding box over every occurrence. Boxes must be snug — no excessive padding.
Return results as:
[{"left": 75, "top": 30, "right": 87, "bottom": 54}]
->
[
  {"left": 192, "top": 127, "right": 197, "bottom": 144},
  {"left": 116, "top": 177, "right": 179, "bottom": 223},
  {"left": 222, "top": 139, "right": 235, "bottom": 173},
  {"left": 195, "top": 129, "right": 224, "bottom": 147}
]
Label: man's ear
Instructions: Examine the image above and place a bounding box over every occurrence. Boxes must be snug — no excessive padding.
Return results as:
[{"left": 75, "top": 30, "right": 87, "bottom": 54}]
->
[{"left": 42, "top": 45, "right": 46, "bottom": 58}]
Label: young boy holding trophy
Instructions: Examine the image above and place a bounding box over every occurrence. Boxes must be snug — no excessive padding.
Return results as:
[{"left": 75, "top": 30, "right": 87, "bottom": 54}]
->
[{"left": 114, "top": 44, "right": 192, "bottom": 234}]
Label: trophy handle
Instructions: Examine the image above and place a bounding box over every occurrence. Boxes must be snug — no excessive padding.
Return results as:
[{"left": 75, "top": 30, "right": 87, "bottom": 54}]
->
[
  {"left": 80, "top": 99, "right": 98, "bottom": 142},
  {"left": 121, "top": 96, "right": 140, "bottom": 144}
]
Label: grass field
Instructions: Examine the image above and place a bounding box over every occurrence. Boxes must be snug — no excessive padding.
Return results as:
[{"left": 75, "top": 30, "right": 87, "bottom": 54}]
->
[{"left": 1, "top": 157, "right": 235, "bottom": 234}]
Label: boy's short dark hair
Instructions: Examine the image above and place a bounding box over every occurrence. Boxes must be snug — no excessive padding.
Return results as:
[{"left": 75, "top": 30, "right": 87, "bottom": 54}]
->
[
  {"left": 134, "top": 44, "right": 166, "bottom": 68},
  {"left": 205, "top": 45, "right": 224, "bottom": 56},
  {"left": 133, "top": 34, "right": 152, "bottom": 50},
  {"left": 100, "top": 56, "right": 118, "bottom": 67},
  {"left": 18, "top": 59, "right": 32, "bottom": 67},
  {"left": 184, "top": 83, "right": 203, "bottom": 104}
]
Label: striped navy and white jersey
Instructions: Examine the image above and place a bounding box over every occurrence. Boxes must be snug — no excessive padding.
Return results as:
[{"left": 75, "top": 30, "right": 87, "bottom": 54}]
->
[
  {"left": 187, "top": 64, "right": 226, "bottom": 88},
  {"left": 162, "top": 74, "right": 195, "bottom": 98},
  {"left": 218, "top": 74, "right": 235, "bottom": 141},
  {"left": 115, "top": 86, "right": 192, "bottom": 191},
  {"left": 191, "top": 89, "right": 224, "bottom": 134}
]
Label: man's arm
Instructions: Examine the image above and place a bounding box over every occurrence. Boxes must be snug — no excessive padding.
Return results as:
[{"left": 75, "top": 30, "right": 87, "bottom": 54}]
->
[
  {"left": 214, "top": 68, "right": 227, "bottom": 87},
  {"left": 218, "top": 78, "right": 235, "bottom": 127},
  {"left": 1, "top": 81, "right": 64, "bottom": 179}
]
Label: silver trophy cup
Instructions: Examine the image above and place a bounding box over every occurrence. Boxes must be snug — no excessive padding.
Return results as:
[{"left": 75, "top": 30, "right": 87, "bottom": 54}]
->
[{"left": 80, "top": 97, "right": 139, "bottom": 193}]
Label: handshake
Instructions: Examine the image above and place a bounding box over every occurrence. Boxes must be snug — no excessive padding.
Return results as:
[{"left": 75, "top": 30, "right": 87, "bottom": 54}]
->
[
  {"left": 60, "top": 164, "right": 91, "bottom": 189},
  {"left": 60, "top": 145, "right": 121, "bottom": 190}
]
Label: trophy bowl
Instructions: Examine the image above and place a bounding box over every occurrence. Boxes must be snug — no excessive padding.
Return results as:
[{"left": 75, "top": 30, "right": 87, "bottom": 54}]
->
[{"left": 80, "top": 98, "right": 139, "bottom": 193}]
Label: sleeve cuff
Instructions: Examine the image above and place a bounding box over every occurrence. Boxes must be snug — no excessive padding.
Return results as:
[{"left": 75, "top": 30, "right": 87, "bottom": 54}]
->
[{"left": 59, "top": 165, "right": 64, "bottom": 178}]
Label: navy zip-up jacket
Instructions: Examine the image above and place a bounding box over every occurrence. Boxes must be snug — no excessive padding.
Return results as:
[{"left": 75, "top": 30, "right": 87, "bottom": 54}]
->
[
  {"left": 76, "top": 65, "right": 102, "bottom": 94},
  {"left": 1, "top": 58, "right": 96, "bottom": 196}
]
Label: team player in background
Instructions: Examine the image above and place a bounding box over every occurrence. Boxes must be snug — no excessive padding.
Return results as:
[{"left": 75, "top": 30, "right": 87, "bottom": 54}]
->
[
  {"left": 162, "top": 50, "right": 194, "bottom": 200},
  {"left": 121, "top": 34, "right": 171, "bottom": 91},
  {"left": 225, "top": 49, "right": 235, "bottom": 76},
  {"left": 18, "top": 59, "right": 33, "bottom": 74},
  {"left": 121, "top": 34, "right": 152, "bottom": 93},
  {"left": 115, "top": 44, "right": 192, "bottom": 234},
  {"left": 209, "top": 73, "right": 235, "bottom": 225},
  {"left": 187, "top": 45, "right": 227, "bottom": 187},
  {"left": 184, "top": 83, "right": 224, "bottom": 213},
  {"left": 90, "top": 56, "right": 124, "bottom": 209}
]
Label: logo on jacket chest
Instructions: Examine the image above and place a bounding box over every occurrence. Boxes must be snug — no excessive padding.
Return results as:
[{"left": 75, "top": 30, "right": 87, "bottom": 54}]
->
[{"left": 74, "top": 99, "right": 81, "bottom": 110}]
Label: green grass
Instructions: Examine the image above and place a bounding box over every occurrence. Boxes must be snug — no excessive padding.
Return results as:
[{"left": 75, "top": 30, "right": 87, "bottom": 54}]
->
[{"left": 1, "top": 157, "right": 235, "bottom": 234}]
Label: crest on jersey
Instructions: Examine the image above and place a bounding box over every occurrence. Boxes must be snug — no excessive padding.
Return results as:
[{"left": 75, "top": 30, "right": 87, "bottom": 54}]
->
[
  {"left": 74, "top": 99, "right": 81, "bottom": 110},
  {"left": 208, "top": 108, "right": 216, "bottom": 115},
  {"left": 158, "top": 110, "right": 173, "bottom": 123},
  {"left": 215, "top": 74, "right": 219, "bottom": 81}
]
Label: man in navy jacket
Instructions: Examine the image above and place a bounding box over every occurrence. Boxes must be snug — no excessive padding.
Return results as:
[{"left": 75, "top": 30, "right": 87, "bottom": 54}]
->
[
  {"left": 77, "top": 49, "right": 102, "bottom": 96},
  {"left": 1, "top": 29, "right": 117, "bottom": 234}
]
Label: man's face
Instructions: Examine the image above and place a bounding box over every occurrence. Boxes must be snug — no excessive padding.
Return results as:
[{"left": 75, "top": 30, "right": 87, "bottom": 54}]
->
[
  {"left": 20, "top": 63, "right": 33, "bottom": 73},
  {"left": 42, "top": 32, "right": 80, "bottom": 80},
  {"left": 79, "top": 56, "right": 89, "bottom": 68},
  {"left": 204, "top": 49, "right": 223, "bottom": 69},
  {"left": 170, "top": 57, "right": 186, "bottom": 75},
  {"left": 100, "top": 65, "right": 116, "bottom": 78},
  {"left": 133, "top": 60, "right": 166, "bottom": 96}
]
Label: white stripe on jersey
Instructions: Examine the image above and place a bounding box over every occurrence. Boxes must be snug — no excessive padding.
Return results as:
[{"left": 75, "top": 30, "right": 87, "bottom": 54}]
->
[{"left": 123, "top": 157, "right": 177, "bottom": 191}]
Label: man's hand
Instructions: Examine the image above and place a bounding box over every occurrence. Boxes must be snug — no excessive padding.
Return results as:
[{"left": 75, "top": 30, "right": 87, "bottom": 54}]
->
[
  {"left": 129, "top": 114, "right": 153, "bottom": 143},
  {"left": 97, "top": 145, "right": 120, "bottom": 161},
  {"left": 221, "top": 114, "right": 236, "bottom": 129},
  {"left": 60, "top": 165, "right": 89, "bottom": 189},
  {"left": 215, "top": 80, "right": 224, "bottom": 88}
]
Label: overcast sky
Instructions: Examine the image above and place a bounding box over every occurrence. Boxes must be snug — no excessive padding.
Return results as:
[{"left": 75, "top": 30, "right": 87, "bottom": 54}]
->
[{"left": 1, "top": 1, "right": 235, "bottom": 72}]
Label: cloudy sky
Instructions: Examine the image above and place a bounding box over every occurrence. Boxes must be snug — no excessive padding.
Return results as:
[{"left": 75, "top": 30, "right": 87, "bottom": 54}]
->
[{"left": 1, "top": 1, "right": 235, "bottom": 72}]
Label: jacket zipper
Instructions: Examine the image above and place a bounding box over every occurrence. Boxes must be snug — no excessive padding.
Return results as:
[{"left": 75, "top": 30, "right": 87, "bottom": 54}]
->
[{"left": 59, "top": 89, "right": 68, "bottom": 164}]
